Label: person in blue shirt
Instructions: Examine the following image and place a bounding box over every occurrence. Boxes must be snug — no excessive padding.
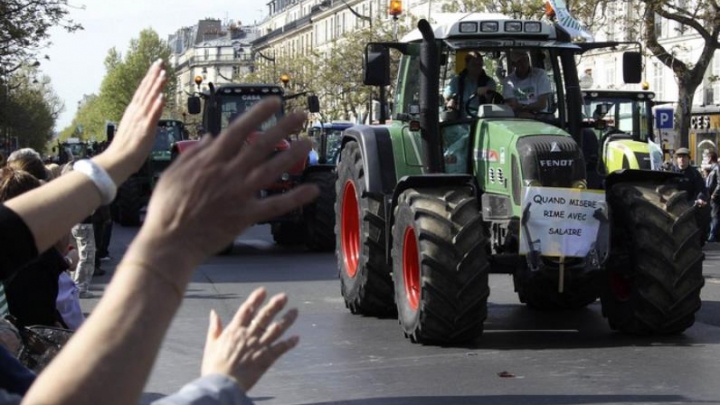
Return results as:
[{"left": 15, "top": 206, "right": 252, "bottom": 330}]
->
[{"left": 443, "top": 51, "right": 497, "bottom": 116}]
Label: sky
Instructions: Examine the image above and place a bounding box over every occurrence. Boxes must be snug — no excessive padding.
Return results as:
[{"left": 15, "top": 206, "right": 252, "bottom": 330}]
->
[{"left": 44, "top": 0, "right": 266, "bottom": 132}]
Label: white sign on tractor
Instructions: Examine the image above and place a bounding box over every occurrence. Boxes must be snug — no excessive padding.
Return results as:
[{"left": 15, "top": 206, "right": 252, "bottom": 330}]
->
[{"left": 519, "top": 187, "right": 609, "bottom": 258}]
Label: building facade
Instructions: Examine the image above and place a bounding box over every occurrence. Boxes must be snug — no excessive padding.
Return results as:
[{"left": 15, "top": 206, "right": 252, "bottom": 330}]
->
[{"left": 168, "top": 19, "right": 259, "bottom": 110}]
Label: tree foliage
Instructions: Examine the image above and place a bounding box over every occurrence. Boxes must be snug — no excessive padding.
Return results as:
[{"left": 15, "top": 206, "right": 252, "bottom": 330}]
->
[
  {"left": 0, "top": 0, "right": 82, "bottom": 75},
  {"left": 0, "top": 67, "right": 63, "bottom": 153},
  {"left": 97, "top": 29, "right": 175, "bottom": 126},
  {"left": 637, "top": 0, "right": 720, "bottom": 147}
]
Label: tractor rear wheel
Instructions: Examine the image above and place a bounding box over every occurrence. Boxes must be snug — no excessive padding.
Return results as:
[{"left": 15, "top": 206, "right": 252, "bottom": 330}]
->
[
  {"left": 115, "top": 177, "right": 142, "bottom": 227},
  {"left": 336, "top": 141, "right": 395, "bottom": 316},
  {"left": 392, "top": 187, "right": 490, "bottom": 344},
  {"left": 304, "top": 171, "right": 336, "bottom": 251},
  {"left": 513, "top": 262, "right": 600, "bottom": 309},
  {"left": 601, "top": 180, "right": 705, "bottom": 335}
]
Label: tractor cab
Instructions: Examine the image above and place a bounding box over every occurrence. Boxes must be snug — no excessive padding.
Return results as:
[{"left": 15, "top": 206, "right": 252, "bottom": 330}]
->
[{"left": 581, "top": 90, "right": 663, "bottom": 178}]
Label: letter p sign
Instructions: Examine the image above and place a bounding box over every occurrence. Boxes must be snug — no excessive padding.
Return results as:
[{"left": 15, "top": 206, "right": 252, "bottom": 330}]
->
[{"left": 655, "top": 108, "right": 674, "bottom": 129}]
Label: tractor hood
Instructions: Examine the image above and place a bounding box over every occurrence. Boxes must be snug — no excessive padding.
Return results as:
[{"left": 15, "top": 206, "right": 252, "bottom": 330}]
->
[{"left": 603, "top": 138, "right": 662, "bottom": 172}]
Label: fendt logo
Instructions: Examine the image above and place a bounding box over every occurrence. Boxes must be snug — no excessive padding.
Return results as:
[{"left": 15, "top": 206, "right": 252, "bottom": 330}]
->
[{"left": 539, "top": 159, "right": 574, "bottom": 167}]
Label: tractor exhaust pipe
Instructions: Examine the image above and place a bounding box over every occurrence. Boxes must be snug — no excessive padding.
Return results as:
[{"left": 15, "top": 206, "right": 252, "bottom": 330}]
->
[{"left": 418, "top": 19, "right": 444, "bottom": 173}]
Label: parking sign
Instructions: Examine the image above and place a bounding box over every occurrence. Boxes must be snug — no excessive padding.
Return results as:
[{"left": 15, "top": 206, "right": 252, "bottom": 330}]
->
[{"left": 655, "top": 108, "right": 674, "bottom": 129}]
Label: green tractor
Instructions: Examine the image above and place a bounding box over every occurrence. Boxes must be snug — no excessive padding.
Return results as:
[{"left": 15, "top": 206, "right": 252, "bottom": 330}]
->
[
  {"left": 113, "top": 119, "right": 188, "bottom": 226},
  {"left": 334, "top": 15, "right": 705, "bottom": 345}
]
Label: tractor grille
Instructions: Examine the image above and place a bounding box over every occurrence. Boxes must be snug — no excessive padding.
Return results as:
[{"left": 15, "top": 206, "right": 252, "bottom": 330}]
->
[{"left": 516, "top": 136, "right": 585, "bottom": 187}]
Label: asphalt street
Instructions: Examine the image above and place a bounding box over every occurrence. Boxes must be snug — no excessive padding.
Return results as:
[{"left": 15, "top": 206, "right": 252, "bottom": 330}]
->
[{"left": 82, "top": 225, "right": 720, "bottom": 405}]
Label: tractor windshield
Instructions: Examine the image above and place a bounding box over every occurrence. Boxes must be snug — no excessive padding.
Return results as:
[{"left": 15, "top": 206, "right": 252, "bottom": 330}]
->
[
  {"left": 219, "top": 95, "right": 283, "bottom": 132},
  {"left": 153, "top": 124, "right": 183, "bottom": 151},
  {"left": 395, "top": 45, "right": 572, "bottom": 173},
  {"left": 582, "top": 96, "right": 652, "bottom": 142}
]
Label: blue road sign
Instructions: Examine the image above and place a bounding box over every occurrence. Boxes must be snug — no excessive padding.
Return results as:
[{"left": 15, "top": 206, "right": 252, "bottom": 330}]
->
[{"left": 655, "top": 108, "right": 674, "bottom": 129}]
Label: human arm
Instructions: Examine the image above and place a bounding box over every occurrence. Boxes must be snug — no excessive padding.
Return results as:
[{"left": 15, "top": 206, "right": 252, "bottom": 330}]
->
[
  {"left": 21, "top": 98, "right": 318, "bottom": 405},
  {"left": 4, "top": 60, "right": 166, "bottom": 256},
  {"left": 151, "top": 375, "right": 254, "bottom": 405}
]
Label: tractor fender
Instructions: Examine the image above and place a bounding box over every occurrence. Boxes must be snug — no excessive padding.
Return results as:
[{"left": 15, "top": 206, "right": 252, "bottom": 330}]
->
[
  {"left": 605, "top": 169, "right": 683, "bottom": 192},
  {"left": 385, "top": 174, "right": 477, "bottom": 263},
  {"left": 340, "top": 125, "right": 396, "bottom": 195},
  {"left": 171, "top": 140, "right": 200, "bottom": 160}
]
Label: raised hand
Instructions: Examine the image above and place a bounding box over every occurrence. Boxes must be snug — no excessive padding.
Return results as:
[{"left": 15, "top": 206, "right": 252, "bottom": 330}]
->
[
  {"left": 201, "top": 287, "right": 299, "bottom": 391},
  {"left": 94, "top": 59, "right": 167, "bottom": 184},
  {"left": 140, "top": 97, "right": 319, "bottom": 266}
]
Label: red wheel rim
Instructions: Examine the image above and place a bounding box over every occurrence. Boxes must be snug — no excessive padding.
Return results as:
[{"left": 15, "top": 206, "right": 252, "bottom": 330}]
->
[
  {"left": 341, "top": 180, "right": 360, "bottom": 278},
  {"left": 403, "top": 226, "right": 420, "bottom": 311}
]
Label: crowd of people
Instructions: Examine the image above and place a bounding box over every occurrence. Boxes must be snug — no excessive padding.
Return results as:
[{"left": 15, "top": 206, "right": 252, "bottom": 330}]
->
[{"left": 0, "top": 60, "right": 318, "bottom": 405}]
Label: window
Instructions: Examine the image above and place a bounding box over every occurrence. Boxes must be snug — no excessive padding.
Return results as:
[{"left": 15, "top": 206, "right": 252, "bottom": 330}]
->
[
  {"left": 654, "top": 13, "right": 663, "bottom": 38},
  {"left": 653, "top": 63, "right": 665, "bottom": 101}
]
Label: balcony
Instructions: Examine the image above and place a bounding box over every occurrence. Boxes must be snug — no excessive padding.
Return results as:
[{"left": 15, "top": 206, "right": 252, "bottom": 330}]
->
[
  {"left": 176, "top": 54, "right": 255, "bottom": 70},
  {"left": 253, "top": 14, "right": 313, "bottom": 47}
]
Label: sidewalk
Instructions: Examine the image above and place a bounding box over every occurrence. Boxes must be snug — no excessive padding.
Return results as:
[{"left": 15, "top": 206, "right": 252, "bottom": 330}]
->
[{"left": 704, "top": 242, "right": 720, "bottom": 279}]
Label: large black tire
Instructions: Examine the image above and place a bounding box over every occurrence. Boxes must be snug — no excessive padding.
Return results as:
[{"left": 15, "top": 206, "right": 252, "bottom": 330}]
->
[
  {"left": 304, "top": 171, "right": 336, "bottom": 251},
  {"left": 601, "top": 180, "right": 705, "bottom": 335},
  {"left": 392, "top": 187, "right": 490, "bottom": 344},
  {"left": 513, "top": 261, "right": 600, "bottom": 310},
  {"left": 115, "top": 177, "right": 142, "bottom": 227},
  {"left": 336, "top": 141, "right": 395, "bottom": 316},
  {"left": 271, "top": 222, "right": 305, "bottom": 246}
]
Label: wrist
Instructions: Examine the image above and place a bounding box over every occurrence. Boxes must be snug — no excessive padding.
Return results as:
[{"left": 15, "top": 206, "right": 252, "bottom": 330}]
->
[
  {"left": 123, "top": 232, "right": 197, "bottom": 292},
  {"left": 92, "top": 154, "right": 133, "bottom": 187}
]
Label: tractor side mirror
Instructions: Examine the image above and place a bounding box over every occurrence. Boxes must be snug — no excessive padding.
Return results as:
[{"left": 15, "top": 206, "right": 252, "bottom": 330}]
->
[
  {"left": 364, "top": 43, "right": 390, "bottom": 86},
  {"left": 187, "top": 96, "right": 201, "bottom": 115},
  {"left": 307, "top": 95, "right": 320, "bottom": 113},
  {"left": 622, "top": 52, "right": 642, "bottom": 84}
]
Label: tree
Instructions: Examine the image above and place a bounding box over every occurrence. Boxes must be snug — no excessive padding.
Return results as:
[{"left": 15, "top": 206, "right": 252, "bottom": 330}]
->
[
  {"left": 2, "top": 69, "right": 61, "bottom": 152},
  {"left": 638, "top": 1, "right": 719, "bottom": 148},
  {"left": 97, "top": 29, "right": 175, "bottom": 126},
  {"left": 0, "top": 0, "right": 82, "bottom": 76}
]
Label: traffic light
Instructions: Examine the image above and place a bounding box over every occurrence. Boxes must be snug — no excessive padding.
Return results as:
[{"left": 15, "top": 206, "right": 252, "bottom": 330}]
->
[{"left": 389, "top": 0, "right": 402, "bottom": 17}]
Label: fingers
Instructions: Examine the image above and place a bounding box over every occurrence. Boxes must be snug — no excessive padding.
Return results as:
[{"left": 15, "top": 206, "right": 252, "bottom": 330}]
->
[
  {"left": 248, "top": 293, "right": 288, "bottom": 335},
  {"left": 210, "top": 98, "right": 283, "bottom": 161},
  {"left": 258, "top": 308, "right": 298, "bottom": 346},
  {"left": 243, "top": 138, "right": 312, "bottom": 190},
  {"left": 232, "top": 287, "right": 267, "bottom": 328},
  {"left": 132, "top": 59, "right": 163, "bottom": 106},
  {"left": 246, "top": 184, "right": 319, "bottom": 225},
  {"left": 224, "top": 110, "right": 308, "bottom": 172},
  {"left": 252, "top": 335, "right": 300, "bottom": 364},
  {"left": 207, "top": 309, "right": 222, "bottom": 342}
]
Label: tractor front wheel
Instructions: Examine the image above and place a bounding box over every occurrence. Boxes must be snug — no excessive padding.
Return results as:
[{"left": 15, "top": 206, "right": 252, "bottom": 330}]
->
[
  {"left": 304, "top": 171, "right": 336, "bottom": 251},
  {"left": 336, "top": 141, "right": 395, "bottom": 316},
  {"left": 601, "top": 180, "right": 705, "bottom": 335},
  {"left": 392, "top": 187, "right": 490, "bottom": 344}
]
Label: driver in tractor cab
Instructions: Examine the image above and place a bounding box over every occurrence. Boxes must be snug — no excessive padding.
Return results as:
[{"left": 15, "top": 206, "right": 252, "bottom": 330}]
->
[
  {"left": 502, "top": 50, "right": 552, "bottom": 119},
  {"left": 443, "top": 51, "right": 498, "bottom": 115}
]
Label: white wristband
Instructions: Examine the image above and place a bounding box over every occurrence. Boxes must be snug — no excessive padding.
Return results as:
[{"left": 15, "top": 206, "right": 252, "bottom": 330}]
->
[{"left": 73, "top": 159, "right": 117, "bottom": 205}]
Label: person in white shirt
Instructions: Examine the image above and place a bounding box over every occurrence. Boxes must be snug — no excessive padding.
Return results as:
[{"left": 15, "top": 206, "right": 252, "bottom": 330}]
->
[{"left": 502, "top": 51, "right": 552, "bottom": 118}]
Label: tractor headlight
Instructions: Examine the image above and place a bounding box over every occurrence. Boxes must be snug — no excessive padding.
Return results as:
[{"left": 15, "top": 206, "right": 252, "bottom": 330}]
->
[
  {"left": 280, "top": 173, "right": 290, "bottom": 181},
  {"left": 572, "top": 180, "right": 587, "bottom": 189}
]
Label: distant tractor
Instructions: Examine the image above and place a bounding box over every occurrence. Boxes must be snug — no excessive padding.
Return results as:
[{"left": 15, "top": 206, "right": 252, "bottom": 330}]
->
[
  {"left": 113, "top": 120, "right": 188, "bottom": 226},
  {"left": 178, "top": 80, "right": 336, "bottom": 252},
  {"left": 580, "top": 89, "right": 665, "bottom": 188},
  {"left": 308, "top": 121, "right": 354, "bottom": 165},
  {"left": 334, "top": 14, "right": 704, "bottom": 345}
]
